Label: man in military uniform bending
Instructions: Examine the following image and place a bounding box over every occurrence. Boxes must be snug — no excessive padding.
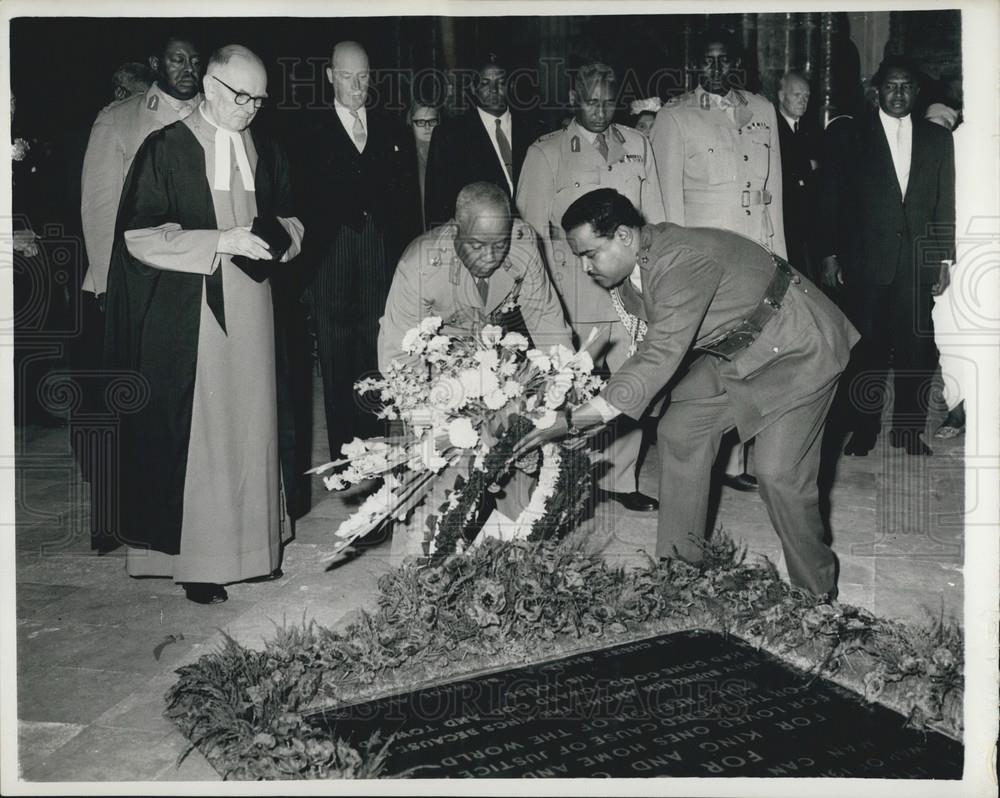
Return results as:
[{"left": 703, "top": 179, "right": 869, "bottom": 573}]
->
[
  {"left": 516, "top": 60, "right": 664, "bottom": 512},
  {"left": 378, "top": 181, "right": 571, "bottom": 371},
  {"left": 515, "top": 189, "right": 859, "bottom": 600}
]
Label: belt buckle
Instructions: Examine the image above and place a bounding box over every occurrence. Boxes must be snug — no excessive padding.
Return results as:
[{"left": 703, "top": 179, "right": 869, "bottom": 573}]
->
[
  {"left": 762, "top": 189, "right": 772, "bottom": 205},
  {"left": 740, "top": 190, "right": 750, "bottom": 208}
]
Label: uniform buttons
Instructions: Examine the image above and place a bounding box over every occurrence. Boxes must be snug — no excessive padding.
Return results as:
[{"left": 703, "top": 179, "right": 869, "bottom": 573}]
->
[
  {"left": 743, "top": 155, "right": 748, "bottom": 161},
  {"left": 608, "top": 165, "right": 613, "bottom": 172},
  {"left": 746, "top": 181, "right": 751, "bottom": 188},
  {"left": 745, "top": 209, "right": 751, "bottom": 215},
  {"left": 772, "top": 347, "right": 779, "bottom": 353},
  {"left": 574, "top": 182, "right": 580, "bottom": 188}
]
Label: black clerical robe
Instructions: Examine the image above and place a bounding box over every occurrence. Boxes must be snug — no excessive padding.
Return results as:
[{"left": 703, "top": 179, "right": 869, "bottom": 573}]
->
[{"left": 104, "top": 116, "right": 302, "bottom": 577}]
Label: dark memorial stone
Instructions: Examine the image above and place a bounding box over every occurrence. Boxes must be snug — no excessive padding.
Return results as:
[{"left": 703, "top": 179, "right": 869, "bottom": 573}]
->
[{"left": 306, "top": 630, "right": 963, "bottom": 778}]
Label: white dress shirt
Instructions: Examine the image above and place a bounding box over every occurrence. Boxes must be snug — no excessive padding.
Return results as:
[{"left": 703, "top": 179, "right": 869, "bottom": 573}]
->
[
  {"left": 878, "top": 107, "right": 912, "bottom": 197},
  {"left": 476, "top": 105, "right": 513, "bottom": 192},
  {"left": 335, "top": 99, "right": 367, "bottom": 152}
]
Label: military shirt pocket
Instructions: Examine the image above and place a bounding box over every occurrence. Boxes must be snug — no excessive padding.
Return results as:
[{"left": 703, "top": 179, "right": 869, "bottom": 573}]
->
[
  {"left": 744, "top": 127, "right": 773, "bottom": 181},
  {"left": 687, "top": 142, "right": 737, "bottom": 186},
  {"left": 552, "top": 168, "right": 603, "bottom": 221}
]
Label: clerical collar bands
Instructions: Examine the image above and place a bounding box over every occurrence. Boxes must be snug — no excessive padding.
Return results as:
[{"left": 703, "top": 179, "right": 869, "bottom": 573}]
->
[{"left": 198, "top": 103, "right": 255, "bottom": 193}]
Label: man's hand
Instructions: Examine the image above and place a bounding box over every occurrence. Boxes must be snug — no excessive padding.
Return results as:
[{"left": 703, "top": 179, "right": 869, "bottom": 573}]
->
[
  {"left": 218, "top": 226, "right": 271, "bottom": 260},
  {"left": 511, "top": 411, "right": 570, "bottom": 460},
  {"left": 820, "top": 255, "right": 844, "bottom": 288},
  {"left": 932, "top": 261, "right": 952, "bottom": 296},
  {"left": 12, "top": 229, "right": 39, "bottom": 258}
]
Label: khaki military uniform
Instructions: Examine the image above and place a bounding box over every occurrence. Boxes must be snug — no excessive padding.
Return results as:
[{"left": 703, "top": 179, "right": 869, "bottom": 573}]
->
[
  {"left": 80, "top": 83, "right": 201, "bottom": 295},
  {"left": 377, "top": 219, "right": 572, "bottom": 373},
  {"left": 652, "top": 86, "right": 786, "bottom": 258},
  {"left": 516, "top": 119, "right": 664, "bottom": 494}
]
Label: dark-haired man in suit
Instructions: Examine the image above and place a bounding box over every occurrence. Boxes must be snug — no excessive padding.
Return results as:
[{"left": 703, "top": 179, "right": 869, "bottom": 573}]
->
[
  {"left": 514, "top": 188, "right": 859, "bottom": 599},
  {"left": 423, "top": 56, "right": 538, "bottom": 228},
  {"left": 298, "top": 40, "right": 420, "bottom": 460},
  {"left": 819, "top": 56, "right": 955, "bottom": 456}
]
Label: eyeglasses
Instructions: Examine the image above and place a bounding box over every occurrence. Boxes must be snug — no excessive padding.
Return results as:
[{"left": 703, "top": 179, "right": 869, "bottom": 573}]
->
[
  {"left": 211, "top": 75, "right": 267, "bottom": 110},
  {"left": 412, "top": 118, "right": 440, "bottom": 128}
]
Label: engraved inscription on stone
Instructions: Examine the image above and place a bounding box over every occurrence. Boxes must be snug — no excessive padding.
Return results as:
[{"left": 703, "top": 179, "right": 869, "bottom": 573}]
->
[{"left": 307, "top": 630, "right": 963, "bottom": 778}]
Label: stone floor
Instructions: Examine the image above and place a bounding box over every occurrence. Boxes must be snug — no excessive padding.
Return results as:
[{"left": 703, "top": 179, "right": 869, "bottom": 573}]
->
[{"left": 11, "top": 388, "right": 965, "bottom": 782}]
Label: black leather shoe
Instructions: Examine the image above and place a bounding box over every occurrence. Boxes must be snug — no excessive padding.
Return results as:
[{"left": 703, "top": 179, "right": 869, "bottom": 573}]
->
[
  {"left": 183, "top": 583, "right": 228, "bottom": 604},
  {"left": 889, "top": 429, "right": 932, "bottom": 456},
  {"left": 243, "top": 568, "right": 283, "bottom": 584},
  {"left": 721, "top": 472, "right": 759, "bottom": 492},
  {"left": 844, "top": 430, "right": 878, "bottom": 456},
  {"left": 603, "top": 491, "right": 659, "bottom": 512}
]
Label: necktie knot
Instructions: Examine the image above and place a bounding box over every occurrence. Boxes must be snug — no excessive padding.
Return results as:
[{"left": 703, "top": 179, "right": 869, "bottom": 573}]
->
[{"left": 793, "top": 119, "right": 799, "bottom": 134}]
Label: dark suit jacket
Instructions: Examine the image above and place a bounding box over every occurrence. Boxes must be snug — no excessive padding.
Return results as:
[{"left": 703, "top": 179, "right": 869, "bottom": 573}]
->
[
  {"left": 423, "top": 108, "right": 540, "bottom": 227},
  {"left": 776, "top": 112, "right": 821, "bottom": 273},
  {"left": 604, "top": 223, "right": 859, "bottom": 438},
  {"left": 295, "top": 108, "right": 421, "bottom": 280},
  {"left": 819, "top": 110, "right": 955, "bottom": 288}
]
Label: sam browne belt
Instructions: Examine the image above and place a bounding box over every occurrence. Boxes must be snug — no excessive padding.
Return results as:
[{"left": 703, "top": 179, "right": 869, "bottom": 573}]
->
[{"left": 695, "top": 255, "right": 800, "bottom": 361}]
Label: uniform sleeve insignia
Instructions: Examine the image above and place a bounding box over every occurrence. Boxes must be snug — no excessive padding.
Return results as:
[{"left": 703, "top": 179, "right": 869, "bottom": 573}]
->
[{"left": 146, "top": 94, "right": 159, "bottom": 111}]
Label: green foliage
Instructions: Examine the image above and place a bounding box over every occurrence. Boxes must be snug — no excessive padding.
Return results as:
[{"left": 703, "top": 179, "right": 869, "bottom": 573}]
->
[{"left": 166, "top": 531, "right": 964, "bottom": 778}]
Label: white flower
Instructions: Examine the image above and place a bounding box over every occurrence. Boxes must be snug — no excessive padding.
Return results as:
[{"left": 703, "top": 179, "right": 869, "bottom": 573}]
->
[
  {"left": 480, "top": 325, "right": 503, "bottom": 346},
  {"left": 484, "top": 389, "right": 509, "bottom": 410},
  {"left": 502, "top": 379, "right": 523, "bottom": 399},
  {"left": 448, "top": 417, "right": 479, "bottom": 448},
  {"left": 544, "top": 372, "right": 574, "bottom": 409},
  {"left": 427, "top": 334, "right": 450, "bottom": 353},
  {"left": 500, "top": 331, "right": 529, "bottom": 351},
  {"left": 571, "top": 349, "right": 594, "bottom": 374},
  {"left": 533, "top": 409, "right": 557, "bottom": 429},
  {"left": 429, "top": 376, "right": 465, "bottom": 411},
  {"left": 525, "top": 395, "right": 538, "bottom": 412},
  {"left": 548, "top": 344, "right": 576, "bottom": 368},
  {"left": 458, "top": 367, "right": 484, "bottom": 399},
  {"left": 499, "top": 358, "right": 518, "bottom": 377},
  {"left": 420, "top": 316, "right": 443, "bottom": 334},
  {"left": 401, "top": 327, "right": 425, "bottom": 354},
  {"left": 474, "top": 349, "right": 499, "bottom": 370},
  {"left": 323, "top": 474, "right": 346, "bottom": 491},
  {"left": 526, "top": 349, "right": 551, "bottom": 372},
  {"left": 341, "top": 438, "right": 367, "bottom": 459}
]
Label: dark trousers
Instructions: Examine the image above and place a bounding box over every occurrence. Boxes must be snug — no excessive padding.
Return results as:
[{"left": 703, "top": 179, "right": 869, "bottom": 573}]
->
[
  {"left": 656, "top": 382, "right": 839, "bottom": 597},
  {"left": 844, "top": 271, "right": 938, "bottom": 435},
  {"left": 309, "top": 216, "right": 390, "bottom": 460}
]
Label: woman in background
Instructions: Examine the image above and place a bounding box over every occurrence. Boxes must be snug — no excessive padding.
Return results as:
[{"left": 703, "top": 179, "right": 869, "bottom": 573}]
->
[{"left": 405, "top": 98, "right": 442, "bottom": 231}]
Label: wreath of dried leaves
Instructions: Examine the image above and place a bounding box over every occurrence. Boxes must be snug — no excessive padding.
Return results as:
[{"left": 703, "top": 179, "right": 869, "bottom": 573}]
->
[{"left": 166, "top": 532, "right": 963, "bottom": 780}]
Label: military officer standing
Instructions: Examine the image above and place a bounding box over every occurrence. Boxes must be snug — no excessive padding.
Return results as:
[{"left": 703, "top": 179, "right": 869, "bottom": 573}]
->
[
  {"left": 653, "top": 31, "right": 786, "bottom": 257},
  {"left": 378, "top": 181, "right": 572, "bottom": 371},
  {"left": 652, "top": 31, "right": 786, "bottom": 492},
  {"left": 81, "top": 35, "right": 204, "bottom": 298},
  {"left": 516, "top": 60, "right": 664, "bottom": 512}
]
